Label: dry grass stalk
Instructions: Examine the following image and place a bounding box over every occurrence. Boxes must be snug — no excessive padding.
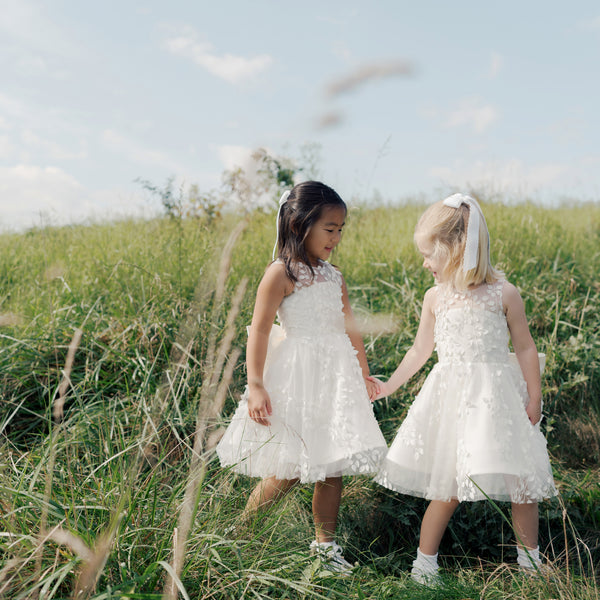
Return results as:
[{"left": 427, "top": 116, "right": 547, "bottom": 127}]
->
[
  {"left": 73, "top": 531, "right": 115, "bottom": 599},
  {"left": 356, "top": 312, "right": 398, "bottom": 336},
  {"left": 33, "top": 327, "right": 84, "bottom": 585},
  {"left": 203, "top": 220, "right": 248, "bottom": 381},
  {"left": 204, "top": 279, "right": 247, "bottom": 404},
  {"left": 215, "top": 220, "right": 247, "bottom": 303},
  {"left": 314, "top": 111, "right": 344, "bottom": 130},
  {"left": 157, "top": 219, "right": 247, "bottom": 417},
  {"left": 163, "top": 281, "right": 246, "bottom": 600},
  {"left": 54, "top": 327, "right": 83, "bottom": 421},
  {"left": 325, "top": 60, "right": 413, "bottom": 97},
  {"left": 47, "top": 525, "right": 94, "bottom": 562},
  {"left": 0, "top": 522, "right": 87, "bottom": 596},
  {"left": 0, "top": 312, "right": 22, "bottom": 327},
  {"left": 0, "top": 556, "right": 23, "bottom": 596},
  {"left": 163, "top": 248, "right": 247, "bottom": 600},
  {"left": 208, "top": 347, "right": 242, "bottom": 449}
]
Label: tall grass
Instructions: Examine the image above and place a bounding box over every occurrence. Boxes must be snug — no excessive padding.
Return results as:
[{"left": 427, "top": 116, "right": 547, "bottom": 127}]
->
[{"left": 0, "top": 201, "right": 599, "bottom": 599}]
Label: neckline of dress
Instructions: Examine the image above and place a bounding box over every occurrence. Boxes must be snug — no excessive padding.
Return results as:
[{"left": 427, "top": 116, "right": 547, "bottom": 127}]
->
[
  {"left": 298, "top": 259, "right": 327, "bottom": 270},
  {"left": 439, "top": 280, "right": 501, "bottom": 295}
]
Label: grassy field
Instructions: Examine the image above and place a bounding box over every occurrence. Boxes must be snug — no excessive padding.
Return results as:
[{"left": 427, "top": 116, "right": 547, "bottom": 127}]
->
[{"left": 0, "top": 199, "right": 599, "bottom": 599}]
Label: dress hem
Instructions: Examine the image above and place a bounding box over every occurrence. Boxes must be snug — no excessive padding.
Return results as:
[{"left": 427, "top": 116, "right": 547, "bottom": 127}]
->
[{"left": 220, "top": 447, "right": 387, "bottom": 484}]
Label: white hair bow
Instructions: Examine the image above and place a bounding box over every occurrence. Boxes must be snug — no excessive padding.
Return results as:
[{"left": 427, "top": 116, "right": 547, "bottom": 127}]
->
[
  {"left": 272, "top": 190, "right": 290, "bottom": 260},
  {"left": 442, "top": 193, "right": 487, "bottom": 272}
]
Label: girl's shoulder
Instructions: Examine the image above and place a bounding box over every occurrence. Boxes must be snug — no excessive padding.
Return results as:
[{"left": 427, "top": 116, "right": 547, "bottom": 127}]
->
[
  {"left": 422, "top": 285, "right": 440, "bottom": 313},
  {"left": 263, "top": 260, "right": 295, "bottom": 296},
  {"left": 500, "top": 279, "right": 524, "bottom": 313},
  {"left": 424, "top": 285, "right": 439, "bottom": 300}
]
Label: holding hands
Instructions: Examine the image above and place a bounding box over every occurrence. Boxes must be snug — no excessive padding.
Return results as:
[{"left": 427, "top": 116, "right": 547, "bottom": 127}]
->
[
  {"left": 367, "top": 376, "right": 391, "bottom": 401},
  {"left": 364, "top": 377, "right": 380, "bottom": 402}
]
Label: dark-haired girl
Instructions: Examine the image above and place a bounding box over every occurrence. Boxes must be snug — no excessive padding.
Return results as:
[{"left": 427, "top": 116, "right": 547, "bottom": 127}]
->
[{"left": 217, "top": 181, "right": 386, "bottom": 572}]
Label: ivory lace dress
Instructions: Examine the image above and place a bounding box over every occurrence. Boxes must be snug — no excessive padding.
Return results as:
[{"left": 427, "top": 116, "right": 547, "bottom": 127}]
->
[
  {"left": 217, "top": 260, "right": 387, "bottom": 483},
  {"left": 376, "top": 280, "right": 557, "bottom": 503}
]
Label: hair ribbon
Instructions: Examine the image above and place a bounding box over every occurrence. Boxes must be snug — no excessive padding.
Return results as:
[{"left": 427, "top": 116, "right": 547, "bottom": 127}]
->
[
  {"left": 442, "top": 193, "right": 487, "bottom": 272},
  {"left": 272, "top": 190, "right": 290, "bottom": 260}
]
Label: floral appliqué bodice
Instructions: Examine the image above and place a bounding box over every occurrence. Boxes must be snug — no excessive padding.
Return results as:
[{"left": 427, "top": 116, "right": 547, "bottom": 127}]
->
[
  {"left": 433, "top": 280, "right": 509, "bottom": 365},
  {"left": 276, "top": 260, "right": 345, "bottom": 338}
]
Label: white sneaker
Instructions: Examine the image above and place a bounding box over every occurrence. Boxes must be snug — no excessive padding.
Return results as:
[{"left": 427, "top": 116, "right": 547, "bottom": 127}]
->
[
  {"left": 309, "top": 540, "right": 355, "bottom": 574},
  {"left": 517, "top": 546, "right": 553, "bottom": 578},
  {"left": 410, "top": 565, "right": 441, "bottom": 586},
  {"left": 411, "top": 548, "right": 441, "bottom": 587},
  {"left": 519, "top": 562, "right": 554, "bottom": 579}
]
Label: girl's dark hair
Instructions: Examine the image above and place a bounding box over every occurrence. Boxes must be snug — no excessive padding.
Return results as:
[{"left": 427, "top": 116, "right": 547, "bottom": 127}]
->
[{"left": 275, "top": 180, "right": 346, "bottom": 282}]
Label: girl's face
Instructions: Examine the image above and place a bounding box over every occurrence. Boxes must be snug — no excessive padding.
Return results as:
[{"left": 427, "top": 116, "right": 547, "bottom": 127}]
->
[
  {"left": 416, "top": 236, "right": 447, "bottom": 283},
  {"left": 303, "top": 205, "right": 346, "bottom": 265}
]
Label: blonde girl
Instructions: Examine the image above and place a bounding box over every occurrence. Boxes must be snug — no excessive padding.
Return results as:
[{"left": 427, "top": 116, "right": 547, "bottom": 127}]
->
[{"left": 371, "top": 193, "right": 557, "bottom": 584}]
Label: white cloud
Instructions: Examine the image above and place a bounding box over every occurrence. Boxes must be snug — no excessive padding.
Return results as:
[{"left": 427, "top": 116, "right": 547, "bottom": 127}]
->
[
  {"left": 21, "top": 130, "right": 86, "bottom": 161},
  {"left": 216, "top": 144, "right": 258, "bottom": 171},
  {"left": 0, "top": 164, "right": 156, "bottom": 231},
  {"left": 101, "top": 129, "right": 183, "bottom": 173},
  {"left": 331, "top": 40, "right": 354, "bottom": 62},
  {"left": 164, "top": 29, "right": 273, "bottom": 84},
  {"left": 0, "top": 135, "right": 14, "bottom": 159},
  {"left": 489, "top": 52, "right": 504, "bottom": 78},
  {"left": 429, "top": 158, "right": 569, "bottom": 198},
  {"left": 578, "top": 15, "right": 600, "bottom": 31},
  {"left": 0, "top": 93, "right": 88, "bottom": 163},
  {"left": 0, "top": 0, "right": 77, "bottom": 67},
  {"left": 445, "top": 98, "right": 499, "bottom": 134},
  {"left": 0, "top": 92, "right": 27, "bottom": 123},
  {"left": 0, "top": 164, "right": 86, "bottom": 230}
]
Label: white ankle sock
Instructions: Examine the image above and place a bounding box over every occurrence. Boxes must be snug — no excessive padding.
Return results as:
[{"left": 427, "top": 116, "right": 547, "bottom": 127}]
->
[
  {"left": 413, "top": 548, "right": 439, "bottom": 573},
  {"left": 517, "top": 545, "right": 541, "bottom": 569},
  {"left": 314, "top": 540, "right": 334, "bottom": 547}
]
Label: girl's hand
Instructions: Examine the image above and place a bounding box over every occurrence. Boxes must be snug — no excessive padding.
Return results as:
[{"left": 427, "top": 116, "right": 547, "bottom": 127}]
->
[
  {"left": 525, "top": 400, "right": 542, "bottom": 426},
  {"left": 247, "top": 384, "right": 273, "bottom": 426},
  {"left": 366, "top": 376, "right": 390, "bottom": 401},
  {"left": 364, "top": 377, "right": 379, "bottom": 402}
]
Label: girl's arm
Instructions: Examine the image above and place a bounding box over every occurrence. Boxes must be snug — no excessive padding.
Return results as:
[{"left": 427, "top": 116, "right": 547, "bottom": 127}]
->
[
  {"left": 246, "top": 262, "right": 293, "bottom": 426},
  {"left": 339, "top": 273, "right": 377, "bottom": 399},
  {"left": 503, "top": 282, "right": 542, "bottom": 425},
  {"left": 373, "top": 287, "right": 437, "bottom": 399}
]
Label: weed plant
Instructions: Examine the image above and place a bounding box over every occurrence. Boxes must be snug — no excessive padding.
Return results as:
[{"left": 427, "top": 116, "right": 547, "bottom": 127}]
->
[{"left": 0, "top": 200, "right": 598, "bottom": 599}]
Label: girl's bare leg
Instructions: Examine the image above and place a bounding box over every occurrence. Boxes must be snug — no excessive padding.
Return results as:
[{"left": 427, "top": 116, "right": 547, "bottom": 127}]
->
[
  {"left": 244, "top": 476, "right": 299, "bottom": 517},
  {"left": 511, "top": 502, "right": 539, "bottom": 549},
  {"left": 419, "top": 499, "right": 460, "bottom": 555},
  {"left": 312, "top": 476, "right": 343, "bottom": 543}
]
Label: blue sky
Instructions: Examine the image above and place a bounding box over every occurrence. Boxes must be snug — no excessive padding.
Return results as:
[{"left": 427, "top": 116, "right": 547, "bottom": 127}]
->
[{"left": 1, "top": 1, "right": 599, "bottom": 230}]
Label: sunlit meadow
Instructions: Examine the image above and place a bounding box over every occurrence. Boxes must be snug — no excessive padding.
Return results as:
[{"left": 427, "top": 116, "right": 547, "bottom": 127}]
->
[{"left": 0, "top": 197, "right": 598, "bottom": 599}]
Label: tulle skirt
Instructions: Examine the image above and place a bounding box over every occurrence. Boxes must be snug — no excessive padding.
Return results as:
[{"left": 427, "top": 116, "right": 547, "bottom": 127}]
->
[
  {"left": 217, "top": 327, "right": 387, "bottom": 483},
  {"left": 375, "top": 360, "right": 557, "bottom": 503}
]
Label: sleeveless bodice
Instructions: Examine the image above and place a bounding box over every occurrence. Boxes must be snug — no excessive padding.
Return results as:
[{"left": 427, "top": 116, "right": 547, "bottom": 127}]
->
[
  {"left": 277, "top": 260, "right": 345, "bottom": 338},
  {"left": 434, "top": 280, "right": 509, "bottom": 365}
]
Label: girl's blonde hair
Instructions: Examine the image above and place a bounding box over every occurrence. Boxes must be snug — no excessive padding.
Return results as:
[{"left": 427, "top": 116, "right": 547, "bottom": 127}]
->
[{"left": 414, "top": 199, "right": 503, "bottom": 290}]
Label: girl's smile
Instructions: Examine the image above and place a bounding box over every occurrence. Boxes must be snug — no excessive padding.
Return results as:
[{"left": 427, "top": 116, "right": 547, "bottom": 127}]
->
[
  {"left": 304, "top": 206, "right": 346, "bottom": 265},
  {"left": 416, "top": 238, "right": 446, "bottom": 283}
]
